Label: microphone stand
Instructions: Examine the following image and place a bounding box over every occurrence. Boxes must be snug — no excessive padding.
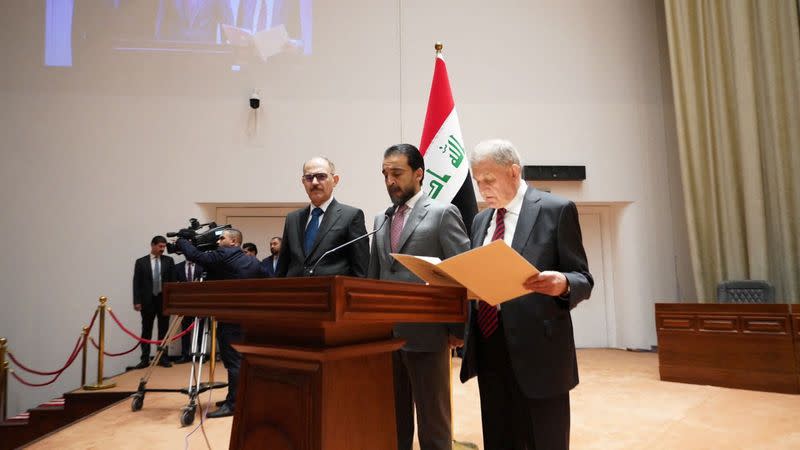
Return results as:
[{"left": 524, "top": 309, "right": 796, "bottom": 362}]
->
[{"left": 306, "top": 208, "right": 395, "bottom": 276}]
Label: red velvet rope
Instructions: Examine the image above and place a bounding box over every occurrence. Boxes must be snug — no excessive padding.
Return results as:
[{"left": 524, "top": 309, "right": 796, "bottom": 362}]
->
[
  {"left": 6, "top": 308, "right": 98, "bottom": 376},
  {"left": 89, "top": 338, "right": 140, "bottom": 357},
  {"left": 8, "top": 334, "right": 84, "bottom": 376},
  {"left": 168, "top": 322, "right": 196, "bottom": 341},
  {"left": 10, "top": 370, "right": 65, "bottom": 387},
  {"left": 8, "top": 335, "right": 85, "bottom": 387},
  {"left": 107, "top": 309, "right": 195, "bottom": 344},
  {"left": 86, "top": 308, "right": 99, "bottom": 334}
]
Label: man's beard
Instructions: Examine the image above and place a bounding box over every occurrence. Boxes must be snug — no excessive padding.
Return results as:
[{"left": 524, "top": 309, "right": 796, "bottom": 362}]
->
[{"left": 389, "top": 185, "right": 416, "bottom": 206}]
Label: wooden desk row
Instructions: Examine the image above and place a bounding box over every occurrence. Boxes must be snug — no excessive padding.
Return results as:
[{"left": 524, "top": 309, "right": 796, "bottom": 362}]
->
[{"left": 655, "top": 303, "right": 800, "bottom": 394}]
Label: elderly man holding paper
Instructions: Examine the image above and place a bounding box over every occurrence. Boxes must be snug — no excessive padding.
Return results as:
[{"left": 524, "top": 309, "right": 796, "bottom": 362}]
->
[{"left": 459, "top": 139, "right": 593, "bottom": 450}]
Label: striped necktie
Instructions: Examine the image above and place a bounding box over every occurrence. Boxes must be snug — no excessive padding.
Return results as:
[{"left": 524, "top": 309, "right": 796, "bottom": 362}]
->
[{"left": 477, "top": 208, "right": 506, "bottom": 338}]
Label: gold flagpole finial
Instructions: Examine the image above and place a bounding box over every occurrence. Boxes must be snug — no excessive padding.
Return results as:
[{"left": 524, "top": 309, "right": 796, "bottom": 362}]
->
[{"left": 435, "top": 42, "right": 443, "bottom": 54}]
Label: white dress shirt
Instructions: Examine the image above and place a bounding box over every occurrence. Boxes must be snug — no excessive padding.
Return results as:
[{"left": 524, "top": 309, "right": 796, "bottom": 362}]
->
[
  {"left": 482, "top": 182, "right": 528, "bottom": 247},
  {"left": 150, "top": 254, "right": 160, "bottom": 274}
]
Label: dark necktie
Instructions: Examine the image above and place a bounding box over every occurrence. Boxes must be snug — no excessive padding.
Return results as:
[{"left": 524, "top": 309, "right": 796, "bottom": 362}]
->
[
  {"left": 187, "top": 263, "right": 193, "bottom": 281},
  {"left": 478, "top": 208, "right": 506, "bottom": 338},
  {"left": 304, "top": 207, "right": 324, "bottom": 255}
]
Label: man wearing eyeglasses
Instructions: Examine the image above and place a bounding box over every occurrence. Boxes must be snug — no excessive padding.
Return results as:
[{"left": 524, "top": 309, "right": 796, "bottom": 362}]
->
[{"left": 276, "top": 156, "right": 370, "bottom": 278}]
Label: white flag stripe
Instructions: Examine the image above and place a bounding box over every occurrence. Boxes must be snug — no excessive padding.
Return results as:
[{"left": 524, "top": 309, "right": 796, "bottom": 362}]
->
[{"left": 422, "top": 109, "right": 469, "bottom": 203}]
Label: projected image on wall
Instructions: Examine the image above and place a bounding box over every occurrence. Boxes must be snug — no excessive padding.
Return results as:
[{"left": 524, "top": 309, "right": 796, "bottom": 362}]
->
[{"left": 45, "top": 0, "right": 313, "bottom": 68}]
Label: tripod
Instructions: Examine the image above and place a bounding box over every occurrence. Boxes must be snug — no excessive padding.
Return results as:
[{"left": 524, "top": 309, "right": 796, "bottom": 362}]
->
[{"left": 129, "top": 315, "right": 227, "bottom": 426}]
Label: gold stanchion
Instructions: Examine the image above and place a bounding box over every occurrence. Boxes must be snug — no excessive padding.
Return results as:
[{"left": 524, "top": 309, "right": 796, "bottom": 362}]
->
[
  {"left": 208, "top": 319, "right": 218, "bottom": 383},
  {"left": 1, "top": 337, "right": 8, "bottom": 422},
  {"left": 84, "top": 297, "right": 116, "bottom": 390},
  {"left": 80, "top": 326, "right": 89, "bottom": 387}
]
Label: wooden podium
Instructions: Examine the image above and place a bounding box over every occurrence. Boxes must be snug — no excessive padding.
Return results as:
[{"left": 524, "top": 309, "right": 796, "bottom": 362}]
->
[{"left": 163, "top": 276, "right": 467, "bottom": 450}]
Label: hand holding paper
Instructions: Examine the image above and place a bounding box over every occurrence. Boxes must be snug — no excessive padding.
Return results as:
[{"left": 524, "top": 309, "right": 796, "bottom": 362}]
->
[
  {"left": 391, "top": 240, "right": 540, "bottom": 306},
  {"left": 523, "top": 271, "right": 570, "bottom": 297}
]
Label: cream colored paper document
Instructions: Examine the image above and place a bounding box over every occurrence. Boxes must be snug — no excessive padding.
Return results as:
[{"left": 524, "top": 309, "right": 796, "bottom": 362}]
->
[{"left": 391, "top": 240, "right": 539, "bottom": 306}]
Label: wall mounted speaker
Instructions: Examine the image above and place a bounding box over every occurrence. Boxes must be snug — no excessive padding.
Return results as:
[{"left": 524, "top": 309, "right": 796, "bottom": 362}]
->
[{"left": 523, "top": 165, "right": 586, "bottom": 181}]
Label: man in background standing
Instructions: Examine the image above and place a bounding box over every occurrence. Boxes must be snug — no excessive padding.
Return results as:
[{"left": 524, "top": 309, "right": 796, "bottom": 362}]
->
[
  {"left": 242, "top": 242, "right": 258, "bottom": 257},
  {"left": 132, "top": 235, "right": 176, "bottom": 369},
  {"left": 174, "top": 259, "right": 204, "bottom": 364},
  {"left": 260, "top": 236, "right": 281, "bottom": 277}
]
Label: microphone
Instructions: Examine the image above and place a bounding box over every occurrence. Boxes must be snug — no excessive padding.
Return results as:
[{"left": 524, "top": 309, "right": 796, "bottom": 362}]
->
[{"left": 306, "top": 206, "right": 396, "bottom": 276}]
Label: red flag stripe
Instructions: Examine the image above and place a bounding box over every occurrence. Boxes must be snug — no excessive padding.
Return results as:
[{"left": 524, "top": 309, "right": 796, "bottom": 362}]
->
[{"left": 419, "top": 56, "right": 455, "bottom": 156}]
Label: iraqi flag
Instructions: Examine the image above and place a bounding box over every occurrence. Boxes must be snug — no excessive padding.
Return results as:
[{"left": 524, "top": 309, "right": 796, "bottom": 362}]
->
[{"left": 419, "top": 45, "right": 479, "bottom": 231}]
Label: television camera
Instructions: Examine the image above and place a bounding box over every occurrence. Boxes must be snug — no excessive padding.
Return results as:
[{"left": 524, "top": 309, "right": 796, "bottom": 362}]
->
[{"left": 166, "top": 218, "right": 232, "bottom": 254}]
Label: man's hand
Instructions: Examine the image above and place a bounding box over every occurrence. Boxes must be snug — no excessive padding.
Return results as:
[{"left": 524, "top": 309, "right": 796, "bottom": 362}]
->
[
  {"left": 523, "top": 271, "right": 569, "bottom": 297},
  {"left": 134, "top": 304, "right": 142, "bottom": 312},
  {"left": 448, "top": 335, "right": 464, "bottom": 349},
  {"left": 177, "top": 229, "right": 196, "bottom": 239}
]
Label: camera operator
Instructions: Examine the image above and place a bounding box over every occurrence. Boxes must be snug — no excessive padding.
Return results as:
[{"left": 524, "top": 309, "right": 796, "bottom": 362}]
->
[{"left": 175, "top": 228, "right": 263, "bottom": 419}]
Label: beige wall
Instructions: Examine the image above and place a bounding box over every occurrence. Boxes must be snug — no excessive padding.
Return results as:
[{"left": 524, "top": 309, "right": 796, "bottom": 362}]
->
[{"left": 0, "top": 0, "right": 687, "bottom": 415}]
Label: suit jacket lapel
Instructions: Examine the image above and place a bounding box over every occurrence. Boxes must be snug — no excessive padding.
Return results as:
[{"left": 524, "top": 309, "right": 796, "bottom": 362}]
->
[
  {"left": 297, "top": 207, "right": 310, "bottom": 257},
  {"left": 511, "top": 187, "right": 542, "bottom": 253},
  {"left": 306, "top": 199, "right": 342, "bottom": 261},
  {"left": 381, "top": 212, "right": 392, "bottom": 257},
  {"left": 395, "top": 195, "right": 430, "bottom": 253},
  {"left": 472, "top": 211, "right": 492, "bottom": 248}
]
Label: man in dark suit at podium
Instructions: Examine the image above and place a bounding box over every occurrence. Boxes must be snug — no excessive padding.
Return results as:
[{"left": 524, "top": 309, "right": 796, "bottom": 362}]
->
[
  {"left": 276, "top": 156, "right": 369, "bottom": 278},
  {"left": 174, "top": 259, "right": 204, "bottom": 364},
  {"left": 260, "top": 236, "right": 282, "bottom": 277},
  {"left": 460, "top": 139, "right": 593, "bottom": 450},
  {"left": 133, "top": 235, "right": 177, "bottom": 369},
  {"left": 368, "top": 144, "right": 470, "bottom": 450},
  {"left": 176, "top": 228, "right": 264, "bottom": 418}
]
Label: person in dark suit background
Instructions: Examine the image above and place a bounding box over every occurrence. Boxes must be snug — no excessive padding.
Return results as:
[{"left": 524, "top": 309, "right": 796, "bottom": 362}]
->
[
  {"left": 132, "top": 235, "right": 177, "bottom": 369},
  {"left": 368, "top": 144, "right": 471, "bottom": 450},
  {"left": 174, "top": 259, "right": 204, "bottom": 364},
  {"left": 242, "top": 242, "right": 258, "bottom": 257},
  {"left": 176, "top": 228, "right": 264, "bottom": 418},
  {"left": 276, "top": 156, "right": 369, "bottom": 278},
  {"left": 460, "top": 139, "right": 593, "bottom": 450},
  {"left": 260, "top": 236, "right": 281, "bottom": 277}
]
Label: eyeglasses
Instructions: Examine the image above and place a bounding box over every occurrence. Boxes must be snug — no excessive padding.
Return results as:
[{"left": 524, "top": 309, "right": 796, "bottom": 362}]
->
[{"left": 301, "top": 173, "right": 332, "bottom": 183}]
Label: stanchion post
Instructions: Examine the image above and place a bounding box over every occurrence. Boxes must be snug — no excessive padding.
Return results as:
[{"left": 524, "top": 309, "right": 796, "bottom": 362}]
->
[
  {"left": 1, "top": 337, "right": 8, "bottom": 422},
  {"left": 209, "top": 319, "right": 217, "bottom": 383},
  {"left": 84, "top": 297, "right": 116, "bottom": 390},
  {"left": 80, "top": 326, "right": 89, "bottom": 387}
]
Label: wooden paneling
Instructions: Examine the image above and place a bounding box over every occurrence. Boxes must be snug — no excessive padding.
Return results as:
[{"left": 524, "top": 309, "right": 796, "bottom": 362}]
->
[
  {"left": 794, "top": 312, "right": 800, "bottom": 380},
  {"left": 655, "top": 303, "right": 800, "bottom": 394}
]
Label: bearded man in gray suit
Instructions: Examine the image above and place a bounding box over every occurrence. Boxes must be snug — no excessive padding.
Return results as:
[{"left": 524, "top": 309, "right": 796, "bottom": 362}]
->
[{"left": 368, "top": 144, "right": 470, "bottom": 450}]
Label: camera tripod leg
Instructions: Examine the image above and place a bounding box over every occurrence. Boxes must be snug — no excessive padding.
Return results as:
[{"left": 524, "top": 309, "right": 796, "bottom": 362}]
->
[
  {"left": 150, "top": 315, "right": 183, "bottom": 370},
  {"left": 130, "top": 315, "right": 184, "bottom": 414},
  {"left": 185, "top": 316, "right": 203, "bottom": 398}
]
